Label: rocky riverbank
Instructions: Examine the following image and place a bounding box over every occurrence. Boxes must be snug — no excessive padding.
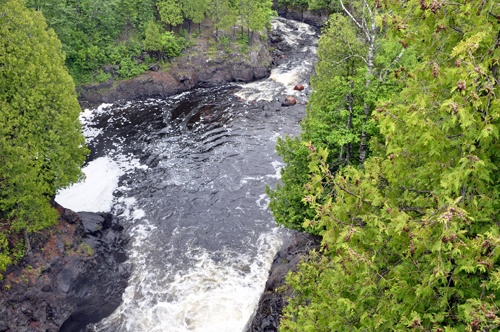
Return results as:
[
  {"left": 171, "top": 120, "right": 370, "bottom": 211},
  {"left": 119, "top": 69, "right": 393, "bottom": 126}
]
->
[
  {"left": 246, "top": 232, "right": 321, "bottom": 332},
  {"left": 77, "top": 24, "right": 273, "bottom": 108},
  {"left": 0, "top": 202, "right": 130, "bottom": 332},
  {"left": 273, "top": 3, "right": 329, "bottom": 28}
]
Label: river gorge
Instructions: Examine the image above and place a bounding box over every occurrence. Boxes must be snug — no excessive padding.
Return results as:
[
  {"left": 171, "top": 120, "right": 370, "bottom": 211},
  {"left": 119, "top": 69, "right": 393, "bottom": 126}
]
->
[{"left": 56, "top": 17, "right": 319, "bottom": 332}]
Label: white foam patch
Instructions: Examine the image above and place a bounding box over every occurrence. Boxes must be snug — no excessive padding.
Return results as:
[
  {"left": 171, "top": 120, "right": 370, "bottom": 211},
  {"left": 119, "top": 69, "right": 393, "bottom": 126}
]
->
[
  {"left": 267, "top": 161, "right": 284, "bottom": 179},
  {"left": 56, "top": 157, "right": 123, "bottom": 212},
  {"left": 133, "top": 209, "right": 146, "bottom": 220},
  {"left": 256, "top": 193, "right": 270, "bottom": 211}
]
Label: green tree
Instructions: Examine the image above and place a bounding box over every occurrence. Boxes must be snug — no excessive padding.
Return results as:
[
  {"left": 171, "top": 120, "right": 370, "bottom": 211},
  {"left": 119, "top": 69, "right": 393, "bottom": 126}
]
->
[
  {"left": 157, "top": 0, "right": 184, "bottom": 30},
  {"left": 181, "top": 0, "right": 208, "bottom": 33},
  {"left": 266, "top": 136, "right": 321, "bottom": 234},
  {"left": 267, "top": 1, "right": 414, "bottom": 234},
  {"left": 144, "top": 20, "right": 163, "bottom": 60},
  {"left": 0, "top": 0, "right": 87, "bottom": 274},
  {"left": 280, "top": 0, "right": 500, "bottom": 330},
  {"left": 207, "top": 0, "right": 233, "bottom": 43},
  {"left": 119, "top": 0, "right": 140, "bottom": 30},
  {"left": 162, "top": 31, "right": 182, "bottom": 58}
]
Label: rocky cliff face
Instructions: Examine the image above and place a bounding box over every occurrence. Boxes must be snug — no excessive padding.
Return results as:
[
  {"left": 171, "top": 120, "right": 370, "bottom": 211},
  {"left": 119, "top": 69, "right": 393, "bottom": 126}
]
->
[
  {"left": 272, "top": 0, "right": 329, "bottom": 28},
  {"left": 246, "top": 232, "right": 321, "bottom": 332},
  {"left": 77, "top": 31, "right": 272, "bottom": 108},
  {"left": 0, "top": 203, "right": 130, "bottom": 332}
]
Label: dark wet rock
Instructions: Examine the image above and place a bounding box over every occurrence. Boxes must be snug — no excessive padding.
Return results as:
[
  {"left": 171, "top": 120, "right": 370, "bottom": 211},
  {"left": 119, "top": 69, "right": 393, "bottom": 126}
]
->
[
  {"left": 246, "top": 232, "right": 321, "bottom": 332},
  {"left": 149, "top": 64, "right": 160, "bottom": 72},
  {"left": 293, "top": 84, "right": 304, "bottom": 91},
  {"left": 273, "top": 0, "right": 329, "bottom": 28},
  {"left": 0, "top": 202, "right": 130, "bottom": 332},
  {"left": 101, "top": 65, "right": 117, "bottom": 77}
]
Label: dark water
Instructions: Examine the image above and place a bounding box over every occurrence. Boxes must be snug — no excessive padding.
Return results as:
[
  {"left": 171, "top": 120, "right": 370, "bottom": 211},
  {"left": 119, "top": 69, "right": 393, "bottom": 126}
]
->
[{"left": 57, "top": 17, "right": 319, "bottom": 332}]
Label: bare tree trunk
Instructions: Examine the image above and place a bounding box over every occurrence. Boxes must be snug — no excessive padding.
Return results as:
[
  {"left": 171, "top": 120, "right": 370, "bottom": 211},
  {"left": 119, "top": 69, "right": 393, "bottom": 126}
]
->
[
  {"left": 358, "top": 8, "right": 377, "bottom": 167},
  {"left": 23, "top": 228, "right": 31, "bottom": 257},
  {"left": 345, "top": 78, "right": 354, "bottom": 164},
  {"left": 215, "top": 2, "right": 219, "bottom": 44}
]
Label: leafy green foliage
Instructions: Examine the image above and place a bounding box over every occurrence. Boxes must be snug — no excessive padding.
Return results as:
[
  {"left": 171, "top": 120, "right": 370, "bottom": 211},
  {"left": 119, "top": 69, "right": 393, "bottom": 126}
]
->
[
  {"left": 158, "top": 0, "right": 184, "bottom": 28},
  {"left": 144, "top": 20, "right": 163, "bottom": 55},
  {"left": 267, "top": 1, "right": 415, "bottom": 234},
  {"left": 208, "top": 0, "right": 234, "bottom": 42},
  {"left": 162, "top": 32, "right": 182, "bottom": 58},
  {"left": 0, "top": 0, "right": 87, "bottom": 276},
  {"left": 280, "top": 0, "right": 500, "bottom": 330},
  {"left": 116, "top": 58, "right": 147, "bottom": 79},
  {"left": 95, "top": 70, "right": 112, "bottom": 83},
  {"left": 266, "top": 136, "right": 321, "bottom": 234}
]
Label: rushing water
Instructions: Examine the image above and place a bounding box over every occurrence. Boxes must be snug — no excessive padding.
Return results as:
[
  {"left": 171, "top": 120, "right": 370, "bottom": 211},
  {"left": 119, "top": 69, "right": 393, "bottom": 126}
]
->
[{"left": 56, "top": 17, "right": 319, "bottom": 332}]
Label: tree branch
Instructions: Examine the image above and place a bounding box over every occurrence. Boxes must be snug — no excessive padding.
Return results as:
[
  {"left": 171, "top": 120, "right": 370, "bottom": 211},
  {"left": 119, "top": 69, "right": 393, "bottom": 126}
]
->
[
  {"left": 381, "top": 48, "right": 405, "bottom": 81},
  {"left": 339, "top": 0, "right": 371, "bottom": 42},
  {"left": 399, "top": 185, "right": 432, "bottom": 194},
  {"left": 449, "top": 24, "right": 464, "bottom": 34}
]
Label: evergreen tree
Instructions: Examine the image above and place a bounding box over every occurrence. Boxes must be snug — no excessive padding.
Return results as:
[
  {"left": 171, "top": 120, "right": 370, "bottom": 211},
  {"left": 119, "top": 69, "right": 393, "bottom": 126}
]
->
[
  {"left": 0, "top": 0, "right": 87, "bottom": 274},
  {"left": 144, "top": 19, "right": 163, "bottom": 60},
  {"left": 207, "top": 0, "right": 232, "bottom": 43},
  {"left": 281, "top": 0, "right": 500, "bottom": 330},
  {"left": 157, "top": 0, "right": 184, "bottom": 30},
  {"left": 181, "top": 0, "right": 208, "bottom": 33}
]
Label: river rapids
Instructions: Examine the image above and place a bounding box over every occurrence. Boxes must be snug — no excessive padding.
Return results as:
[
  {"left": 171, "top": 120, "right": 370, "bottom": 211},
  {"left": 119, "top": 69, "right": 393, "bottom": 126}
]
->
[{"left": 56, "top": 17, "right": 319, "bottom": 332}]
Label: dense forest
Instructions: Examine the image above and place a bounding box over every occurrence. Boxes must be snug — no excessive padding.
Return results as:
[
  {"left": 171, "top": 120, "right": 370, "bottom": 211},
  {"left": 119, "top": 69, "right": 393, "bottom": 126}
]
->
[
  {"left": 23, "top": 0, "right": 281, "bottom": 84},
  {"left": 266, "top": 0, "right": 500, "bottom": 330}
]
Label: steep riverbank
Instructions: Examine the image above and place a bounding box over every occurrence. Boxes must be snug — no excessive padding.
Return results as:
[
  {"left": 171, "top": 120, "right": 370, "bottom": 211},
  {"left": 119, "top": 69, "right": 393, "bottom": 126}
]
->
[
  {"left": 77, "top": 24, "right": 273, "bottom": 108},
  {"left": 0, "top": 202, "right": 129, "bottom": 332},
  {"left": 76, "top": 8, "right": 327, "bottom": 109},
  {"left": 246, "top": 232, "right": 321, "bottom": 332}
]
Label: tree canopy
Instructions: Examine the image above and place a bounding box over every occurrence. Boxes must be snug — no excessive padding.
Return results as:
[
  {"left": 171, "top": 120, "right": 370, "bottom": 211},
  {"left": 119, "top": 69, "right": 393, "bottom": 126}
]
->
[
  {"left": 267, "top": 0, "right": 416, "bottom": 234},
  {"left": 23, "top": 0, "right": 275, "bottom": 83},
  {"left": 0, "top": 0, "right": 87, "bottom": 275},
  {"left": 278, "top": 0, "right": 500, "bottom": 330}
]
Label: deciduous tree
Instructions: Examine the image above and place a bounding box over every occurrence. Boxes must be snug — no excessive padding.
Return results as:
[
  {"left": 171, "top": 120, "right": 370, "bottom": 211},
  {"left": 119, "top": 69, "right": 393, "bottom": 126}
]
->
[{"left": 280, "top": 0, "right": 500, "bottom": 330}]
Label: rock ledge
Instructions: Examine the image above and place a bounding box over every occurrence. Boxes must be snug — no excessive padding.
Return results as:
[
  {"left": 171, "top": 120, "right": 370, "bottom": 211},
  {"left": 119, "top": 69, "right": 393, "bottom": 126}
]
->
[{"left": 0, "top": 202, "right": 130, "bottom": 332}]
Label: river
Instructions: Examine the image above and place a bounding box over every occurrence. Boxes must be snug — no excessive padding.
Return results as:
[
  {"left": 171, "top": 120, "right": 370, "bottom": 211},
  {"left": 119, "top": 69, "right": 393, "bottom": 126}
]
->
[{"left": 56, "top": 17, "right": 319, "bottom": 332}]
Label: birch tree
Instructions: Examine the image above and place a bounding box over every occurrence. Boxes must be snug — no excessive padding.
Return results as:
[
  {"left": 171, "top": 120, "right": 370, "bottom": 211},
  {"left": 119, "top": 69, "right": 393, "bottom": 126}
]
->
[{"left": 267, "top": 0, "right": 414, "bottom": 233}]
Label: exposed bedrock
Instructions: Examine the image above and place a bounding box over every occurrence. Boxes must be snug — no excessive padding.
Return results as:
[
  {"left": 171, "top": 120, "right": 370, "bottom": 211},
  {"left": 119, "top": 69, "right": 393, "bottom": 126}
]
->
[
  {"left": 77, "top": 35, "right": 272, "bottom": 108},
  {"left": 0, "top": 202, "right": 130, "bottom": 332},
  {"left": 246, "top": 232, "right": 321, "bottom": 332}
]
